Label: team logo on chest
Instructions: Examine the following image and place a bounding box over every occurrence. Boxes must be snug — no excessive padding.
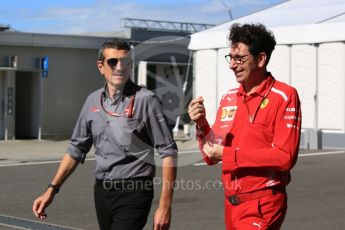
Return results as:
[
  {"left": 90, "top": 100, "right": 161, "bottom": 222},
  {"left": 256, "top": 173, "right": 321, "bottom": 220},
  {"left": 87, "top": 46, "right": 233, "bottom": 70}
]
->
[
  {"left": 260, "top": 98, "right": 269, "bottom": 109},
  {"left": 221, "top": 106, "right": 237, "bottom": 121}
]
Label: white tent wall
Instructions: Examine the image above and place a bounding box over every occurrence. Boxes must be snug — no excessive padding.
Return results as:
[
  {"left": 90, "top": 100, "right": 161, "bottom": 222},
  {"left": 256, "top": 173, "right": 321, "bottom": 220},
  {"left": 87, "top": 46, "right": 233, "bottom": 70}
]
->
[
  {"left": 194, "top": 49, "right": 218, "bottom": 123},
  {"left": 192, "top": 40, "right": 345, "bottom": 149},
  {"left": 194, "top": 48, "right": 239, "bottom": 125},
  {"left": 317, "top": 42, "right": 345, "bottom": 149},
  {"left": 290, "top": 44, "right": 317, "bottom": 130},
  {"left": 268, "top": 45, "right": 290, "bottom": 84},
  {"left": 318, "top": 42, "right": 345, "bottom": 132},
  {"left": 194, "top": 44, "right": 319, "bottom": 130},
  {"left": 217, "top": 49, "right": 231, "bottom": 94},
  {"left": 189, "top": 0, "right": 345, "bottom": 149},
  {"left": 217, "top": 48, "right": 238, "bottom": 113}
]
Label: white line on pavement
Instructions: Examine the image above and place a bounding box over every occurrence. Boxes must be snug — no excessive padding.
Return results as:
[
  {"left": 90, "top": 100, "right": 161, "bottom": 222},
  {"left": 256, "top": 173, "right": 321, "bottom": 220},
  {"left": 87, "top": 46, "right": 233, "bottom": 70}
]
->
[
  {"left": 0, "top": 158, "right": 95, "bottom": 168},
  {"left": 0, "top": 222, "right": 29, "bottom": 230},
  {"left": 0, "top": 150, "right": 343, "bottom": 168},
  {"left": 194, "top": 162, "right": 213, "bottom": 166},
  {"left": 0, "top": 150, "right": 201, "bottom": 167},
  {"left": 193, "top": 150, "right": 345, "bottom": 166},
  {"left": 299, "top": 150, "right": 344, "bottom": 157},
  {"left": 154, "top": 150, "right": 199, "bottom": 156},
  {"left": 0, "top": 214, "right": 83, "bottom": 230}
]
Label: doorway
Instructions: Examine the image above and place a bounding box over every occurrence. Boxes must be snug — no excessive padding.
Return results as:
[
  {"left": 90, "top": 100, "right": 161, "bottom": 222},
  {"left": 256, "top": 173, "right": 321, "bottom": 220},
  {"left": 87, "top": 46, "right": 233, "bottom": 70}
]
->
[{"left": 15, "top": 71, "right": 41, "bottom": 139}]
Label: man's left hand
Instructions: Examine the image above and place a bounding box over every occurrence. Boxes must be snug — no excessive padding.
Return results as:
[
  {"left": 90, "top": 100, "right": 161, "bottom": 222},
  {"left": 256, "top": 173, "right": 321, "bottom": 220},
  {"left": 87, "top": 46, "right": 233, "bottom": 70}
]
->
[
  {"left": 153, "top": 206, "right": 171, "bottom": 230},
  {"left": 203, "top": 142, "right": 224, "bottom": 162}
]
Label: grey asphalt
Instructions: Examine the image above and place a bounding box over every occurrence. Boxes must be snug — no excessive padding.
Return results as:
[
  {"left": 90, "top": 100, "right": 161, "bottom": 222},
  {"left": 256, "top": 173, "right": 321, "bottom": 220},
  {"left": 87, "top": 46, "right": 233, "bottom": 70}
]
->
[
  {"left": 0, "top": 139, "right": 199, "bottom": 165},
  {"left": 0, "top": 140, "right": 345, "bottom": 229}
]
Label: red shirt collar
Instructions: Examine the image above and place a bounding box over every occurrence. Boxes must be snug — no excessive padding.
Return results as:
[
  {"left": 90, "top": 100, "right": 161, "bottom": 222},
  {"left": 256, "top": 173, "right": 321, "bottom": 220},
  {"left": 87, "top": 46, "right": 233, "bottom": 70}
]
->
[{"left": 238, "top": 73, "right": 275, "bottom": 97}]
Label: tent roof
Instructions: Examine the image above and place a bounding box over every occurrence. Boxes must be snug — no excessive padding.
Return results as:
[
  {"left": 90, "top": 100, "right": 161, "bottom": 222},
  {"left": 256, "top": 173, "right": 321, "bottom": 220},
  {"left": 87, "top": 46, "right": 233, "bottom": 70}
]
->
[{"left": 189, "top": 0, "right": 345, "bottom": 50}]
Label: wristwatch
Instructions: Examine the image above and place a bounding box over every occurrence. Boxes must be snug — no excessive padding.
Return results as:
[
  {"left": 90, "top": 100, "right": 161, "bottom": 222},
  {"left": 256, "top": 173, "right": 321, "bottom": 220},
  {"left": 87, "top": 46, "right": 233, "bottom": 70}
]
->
[{"left": 47, "top": 183, "right": 60, "bottom": 194}]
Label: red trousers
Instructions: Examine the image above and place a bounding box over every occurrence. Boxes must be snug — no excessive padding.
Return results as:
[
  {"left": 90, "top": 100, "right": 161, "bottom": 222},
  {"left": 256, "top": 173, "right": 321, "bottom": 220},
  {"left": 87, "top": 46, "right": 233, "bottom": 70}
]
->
[{"left": 225, "top": 192, "right": 287, "bottom": 230}]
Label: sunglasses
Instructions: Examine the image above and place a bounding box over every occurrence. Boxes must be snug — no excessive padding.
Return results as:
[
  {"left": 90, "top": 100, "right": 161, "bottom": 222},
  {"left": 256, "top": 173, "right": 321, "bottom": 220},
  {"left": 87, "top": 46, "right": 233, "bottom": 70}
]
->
[{"left": 105, "top": 57, "right": 131, "bottom": 68}]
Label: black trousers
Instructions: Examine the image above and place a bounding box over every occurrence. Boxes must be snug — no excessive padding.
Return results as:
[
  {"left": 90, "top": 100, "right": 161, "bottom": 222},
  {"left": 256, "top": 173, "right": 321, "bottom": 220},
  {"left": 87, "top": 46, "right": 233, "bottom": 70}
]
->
[{"left": 94, "top": 178, "right": 154, "bottom": 230}]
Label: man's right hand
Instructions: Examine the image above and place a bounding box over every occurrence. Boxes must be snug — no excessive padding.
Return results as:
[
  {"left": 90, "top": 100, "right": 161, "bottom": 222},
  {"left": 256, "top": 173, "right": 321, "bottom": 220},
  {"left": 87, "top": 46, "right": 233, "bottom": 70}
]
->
[
  {"left": 188, "top": 96, "right": 207, "bottom": 128},
  {"left": 32, "top": 154, "right": 78, "bottom": 220},
  {"left": 32, "top": 189, "right": 55, "bottom": 220}
]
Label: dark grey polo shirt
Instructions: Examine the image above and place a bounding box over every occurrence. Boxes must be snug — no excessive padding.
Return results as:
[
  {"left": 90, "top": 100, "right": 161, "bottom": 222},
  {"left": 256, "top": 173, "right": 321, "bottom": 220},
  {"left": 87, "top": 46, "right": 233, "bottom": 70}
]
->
[{"left": 67, "top": 80, "right": 178, "bottom": 180}]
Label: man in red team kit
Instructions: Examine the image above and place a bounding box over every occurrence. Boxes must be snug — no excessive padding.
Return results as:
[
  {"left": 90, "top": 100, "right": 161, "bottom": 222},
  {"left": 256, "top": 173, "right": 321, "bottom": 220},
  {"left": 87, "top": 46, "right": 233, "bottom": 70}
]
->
[{"left": 188, "top": 23, "right": 301, "bottom": 229}]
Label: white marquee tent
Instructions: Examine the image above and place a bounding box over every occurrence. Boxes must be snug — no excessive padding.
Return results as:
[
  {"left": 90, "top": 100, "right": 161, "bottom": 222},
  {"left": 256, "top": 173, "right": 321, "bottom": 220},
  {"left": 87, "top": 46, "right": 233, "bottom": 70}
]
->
[{"left": 188, "top": 0, "right": 345, "bottom": 149}]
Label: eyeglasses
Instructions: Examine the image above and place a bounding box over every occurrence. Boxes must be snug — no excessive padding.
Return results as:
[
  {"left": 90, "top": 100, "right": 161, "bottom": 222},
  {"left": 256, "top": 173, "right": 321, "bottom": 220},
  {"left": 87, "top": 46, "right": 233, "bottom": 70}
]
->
[
  {"left": 105, "top": 57, "right": 131, "bottom": 68},
  {"left": 225, "top": 54, "right": 252, "bottom": 64}
]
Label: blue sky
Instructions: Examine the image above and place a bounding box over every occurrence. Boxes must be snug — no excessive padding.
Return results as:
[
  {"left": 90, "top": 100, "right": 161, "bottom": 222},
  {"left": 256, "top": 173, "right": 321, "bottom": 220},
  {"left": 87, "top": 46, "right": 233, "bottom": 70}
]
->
[{"left": 0, "top": 0, "right": 285, "bottom": 34}]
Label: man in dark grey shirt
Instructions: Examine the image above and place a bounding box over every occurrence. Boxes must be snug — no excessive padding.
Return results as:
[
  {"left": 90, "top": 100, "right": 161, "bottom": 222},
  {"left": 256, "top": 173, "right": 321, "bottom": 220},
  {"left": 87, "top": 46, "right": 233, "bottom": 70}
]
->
[{"left": 33, "top": 40, "right": 177, "bottom": 230}]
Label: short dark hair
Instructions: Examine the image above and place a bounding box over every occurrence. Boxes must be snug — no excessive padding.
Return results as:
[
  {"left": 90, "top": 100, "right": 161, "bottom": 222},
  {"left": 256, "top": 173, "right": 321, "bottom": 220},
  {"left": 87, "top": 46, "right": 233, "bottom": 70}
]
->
[
  {"left": 98, "top": 39, "right": 131, "bottom": 61},
  {"left": 228, "top": 23, "right": 276, "bottom": 65}
]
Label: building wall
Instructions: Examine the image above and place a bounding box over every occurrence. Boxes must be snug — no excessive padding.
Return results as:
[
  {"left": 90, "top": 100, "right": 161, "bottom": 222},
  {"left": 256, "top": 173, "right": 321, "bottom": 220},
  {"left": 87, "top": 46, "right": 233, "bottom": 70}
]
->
[
  {"left": 1, "top": 30, "right": 193, "bottom": 140},
  {"left": 0, "top": 71, "right": 6, "bottom": 139},
  {"left": 0, "top": 69, "right": 15, "bottom": 140},
  {"left": 40, "top": 47, "right": 104, "bottom": 138},
  {"left": 0, "top": 45, "right": 103, "bottom": 139}
]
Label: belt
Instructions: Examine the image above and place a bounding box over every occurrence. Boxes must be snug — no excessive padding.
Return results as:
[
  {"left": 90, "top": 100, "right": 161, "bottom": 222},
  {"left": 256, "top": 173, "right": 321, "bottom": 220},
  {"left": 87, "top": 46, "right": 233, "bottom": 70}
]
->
[
  {"left": 229, "top": 186, "right": 286, "bottom": 206},
  {"left": 96, "top": 176, "right": 153, "bottom": 191}
]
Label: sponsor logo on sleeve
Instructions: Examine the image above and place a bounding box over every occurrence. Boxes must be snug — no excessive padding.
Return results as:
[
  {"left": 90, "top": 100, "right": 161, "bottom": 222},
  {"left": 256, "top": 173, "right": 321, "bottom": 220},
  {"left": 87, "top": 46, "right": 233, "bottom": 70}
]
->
[
  {"left": 91, "top": 106, "right": 101, "bottom": 112},
  {"left": 221, "top": 106, "right": 237, "bottom": 121},
  {"left": 286, "top": 107, "right": 296, "bottom": 112}
]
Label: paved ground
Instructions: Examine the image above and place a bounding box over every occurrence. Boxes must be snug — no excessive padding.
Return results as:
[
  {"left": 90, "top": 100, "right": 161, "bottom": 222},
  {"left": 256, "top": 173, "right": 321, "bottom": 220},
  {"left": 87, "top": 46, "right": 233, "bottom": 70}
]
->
[
  {"left": 0, "top": 139, "right": 199, "bottom": 165},
  {"left": 0, "top": 140, "right": 344, "bottom": 229}
]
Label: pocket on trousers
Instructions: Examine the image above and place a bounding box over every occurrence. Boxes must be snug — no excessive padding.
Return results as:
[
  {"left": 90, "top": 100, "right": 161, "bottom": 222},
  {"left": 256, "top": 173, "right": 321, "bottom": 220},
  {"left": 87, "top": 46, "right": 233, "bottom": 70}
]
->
[{"left": 258, "top": 193, "right": 287, "bottom": 227}]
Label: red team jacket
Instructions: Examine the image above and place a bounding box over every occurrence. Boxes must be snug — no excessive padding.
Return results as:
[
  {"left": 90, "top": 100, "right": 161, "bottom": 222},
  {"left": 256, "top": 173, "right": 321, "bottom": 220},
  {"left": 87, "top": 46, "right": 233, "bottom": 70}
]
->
[{"left": 198, "top": 75, "right": 301, "bottom": 197}]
